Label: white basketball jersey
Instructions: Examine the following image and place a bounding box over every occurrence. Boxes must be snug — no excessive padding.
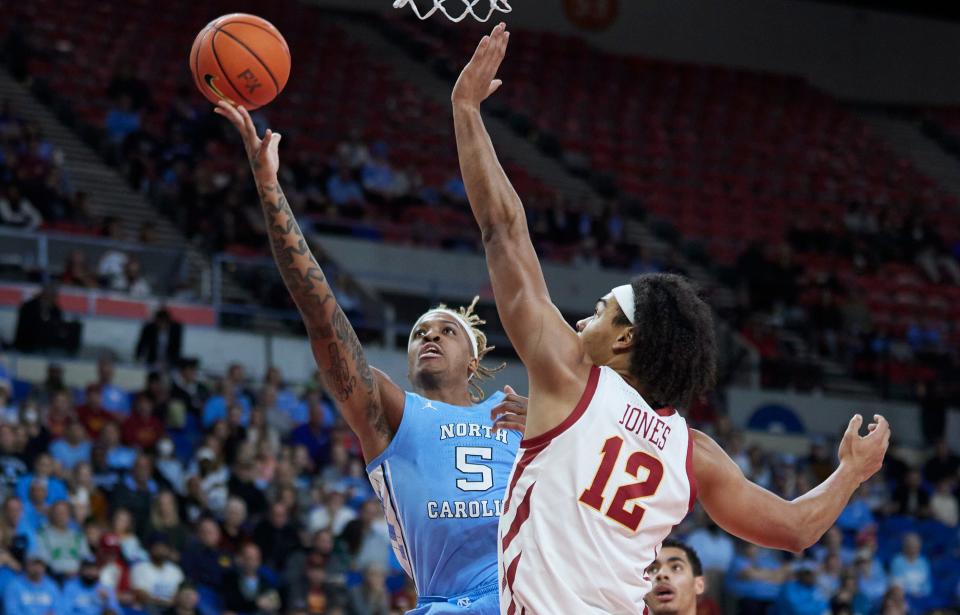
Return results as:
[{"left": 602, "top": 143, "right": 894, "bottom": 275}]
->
[{"left": 498, "top": 365, "right": 696, "bottom": 615}]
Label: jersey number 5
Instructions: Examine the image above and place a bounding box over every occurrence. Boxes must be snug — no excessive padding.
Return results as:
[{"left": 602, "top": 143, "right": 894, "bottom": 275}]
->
[
  {"left": 579, "top": 436, "right": 664, "bottom": 531},
  {"left": 456, "top": 446, "right": 493, "bottom": 491}
]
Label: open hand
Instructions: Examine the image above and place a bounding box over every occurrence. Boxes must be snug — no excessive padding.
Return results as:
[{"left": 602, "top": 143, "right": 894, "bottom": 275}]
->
[
  {"left": 452, "top": 22, "right": 509, "bottom": 109},
  {"left": 490, "top": 385, "right": 527, "bottom": 433},
  {"left": 214, "top": 101, "right": 281, "bottom": 182},
  {"left": 838, "top": 413, "right": 890, "bottom": 484}
]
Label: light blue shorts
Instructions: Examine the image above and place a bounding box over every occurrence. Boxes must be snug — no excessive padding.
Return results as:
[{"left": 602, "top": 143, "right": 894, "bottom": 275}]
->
[{"left": 408, "top": 580, "right": 500, "bottom": 615}]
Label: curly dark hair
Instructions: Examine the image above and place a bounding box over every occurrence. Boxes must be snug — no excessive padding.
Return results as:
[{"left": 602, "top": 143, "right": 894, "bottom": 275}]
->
[
  {"left": 660, "top": 539, "right": 704, "bottom": 576},
  {"left": 613, "top": 273, "right": 717, "bottom": 409}
]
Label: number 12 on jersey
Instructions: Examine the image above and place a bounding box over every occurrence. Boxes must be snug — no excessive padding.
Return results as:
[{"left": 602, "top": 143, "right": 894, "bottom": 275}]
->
[{"left": 579, "top": 436, "right": 664, "bottom": 531}]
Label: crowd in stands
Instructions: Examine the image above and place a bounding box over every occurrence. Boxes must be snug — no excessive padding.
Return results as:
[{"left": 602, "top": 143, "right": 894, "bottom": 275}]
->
[
  {"left": 0, "top": 98, "right": 169, "bottom": 300},
  {"left": 0, "top": 350, "right": 956, "bottom": 614},
  {"left": 674, "top": 416, "right": 960, "bottom": 614},
  {"left": 0, "top": 354, "right": 414, "bottom": 614}
]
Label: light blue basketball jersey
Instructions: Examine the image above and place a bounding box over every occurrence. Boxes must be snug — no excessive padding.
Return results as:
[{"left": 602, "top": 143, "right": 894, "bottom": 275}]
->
[{"left": 366, "top": 389, "right": 519, "bottom": 608}]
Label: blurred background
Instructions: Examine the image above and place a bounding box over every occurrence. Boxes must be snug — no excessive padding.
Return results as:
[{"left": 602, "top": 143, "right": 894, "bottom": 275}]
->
[{"left": 0, "top": 0, "right": 958, "bottom": 613}]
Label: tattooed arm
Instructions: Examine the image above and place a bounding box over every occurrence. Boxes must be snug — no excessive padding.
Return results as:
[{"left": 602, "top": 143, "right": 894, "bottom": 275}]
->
[{"left": 215, "top": 102, "right": 404, "bottom": 462}]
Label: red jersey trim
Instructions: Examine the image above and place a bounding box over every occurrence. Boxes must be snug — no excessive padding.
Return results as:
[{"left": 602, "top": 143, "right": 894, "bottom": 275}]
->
[
  {"left": 686, "top": 427, "right": 698, "bottom": 512},
  {"left": 520, "top": 365, "right": 601, "bottom": 449},
  {"left": 654, "top": 407, "right": 676, "bottom": 417}
]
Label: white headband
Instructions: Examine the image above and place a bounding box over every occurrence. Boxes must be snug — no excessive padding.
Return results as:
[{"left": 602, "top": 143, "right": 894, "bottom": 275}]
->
[
  {"left": 611, "top": 284, "right": 636, "bottom": 324},
  {"left": 410, "top": 309, "right": 479, "bottom": 358}
]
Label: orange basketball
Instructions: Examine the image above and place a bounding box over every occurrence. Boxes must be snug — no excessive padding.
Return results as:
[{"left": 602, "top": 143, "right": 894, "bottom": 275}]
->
[{"left": 189, "top": 14, "right": 291, "bottom": 110}]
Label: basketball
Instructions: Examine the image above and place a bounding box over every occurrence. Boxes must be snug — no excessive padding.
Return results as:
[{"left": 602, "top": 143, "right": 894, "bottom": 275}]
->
[{"left": 189, "top": 13, "right": 291, "bottom": 110}]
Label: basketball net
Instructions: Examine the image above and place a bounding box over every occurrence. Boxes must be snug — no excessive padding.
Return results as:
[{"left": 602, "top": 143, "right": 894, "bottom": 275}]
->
[{"left": 393, "top": 0, "right": 512, "bottom": 22}]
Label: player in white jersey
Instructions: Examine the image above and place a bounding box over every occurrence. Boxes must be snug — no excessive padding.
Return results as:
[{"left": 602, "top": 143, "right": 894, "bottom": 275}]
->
[{"left": 451, "top": 23, "right": 890, "bottom": 615}]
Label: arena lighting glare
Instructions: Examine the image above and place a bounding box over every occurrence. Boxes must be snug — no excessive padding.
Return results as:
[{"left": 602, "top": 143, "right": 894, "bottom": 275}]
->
[{"left": 393, "top": 0, "right": 512, "bottom": 22}]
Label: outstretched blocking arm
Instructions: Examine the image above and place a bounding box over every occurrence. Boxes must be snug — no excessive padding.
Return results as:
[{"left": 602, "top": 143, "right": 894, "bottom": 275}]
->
[
  {"left": 216, "top": 102, "right": 403, "bottom": 462},
  {"left": 693, "top": 414, "right": 890, "bottom": 553},
  {"left": 452, "top": 25, "right": 587, "bottom": 404}
]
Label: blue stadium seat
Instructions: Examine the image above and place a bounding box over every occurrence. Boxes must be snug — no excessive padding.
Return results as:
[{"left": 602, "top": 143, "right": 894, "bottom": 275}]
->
[
  {"left": 196, "top": 583, "right": 223, "bottom": 615},
  {"left": 916, "top": 519, "right": 958, "bottom": 558}
]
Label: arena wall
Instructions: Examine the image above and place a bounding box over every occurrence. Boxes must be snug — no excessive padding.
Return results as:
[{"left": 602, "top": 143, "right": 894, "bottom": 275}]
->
[{"left": 322, "top": 0, "right": 960, "bottom": 103}]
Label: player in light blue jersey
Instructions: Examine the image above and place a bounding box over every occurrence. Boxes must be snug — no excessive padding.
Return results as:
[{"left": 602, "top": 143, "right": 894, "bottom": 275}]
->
[{"left": 217, "top": 102, "right": 526, "bottom": 614}]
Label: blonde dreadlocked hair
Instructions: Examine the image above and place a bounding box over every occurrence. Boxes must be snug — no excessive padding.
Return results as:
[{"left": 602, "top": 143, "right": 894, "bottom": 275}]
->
[{"left": 428, "top": 296, "right": 505, "bottom": 402}]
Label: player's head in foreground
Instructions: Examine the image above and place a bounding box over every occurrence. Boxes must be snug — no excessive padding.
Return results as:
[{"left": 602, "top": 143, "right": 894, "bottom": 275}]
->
[
  {"left": 576, "top": 273, "right": 717, "bottom": 409},
  {"left": 644, "top": 539, "right": 705, "bottom": 615},
  {"left": 407, "top": 296, "right": 504, "bottom": 402}
]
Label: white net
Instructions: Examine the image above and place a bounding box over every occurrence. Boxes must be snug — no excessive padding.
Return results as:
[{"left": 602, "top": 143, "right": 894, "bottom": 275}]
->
[{"left": 393, "top": 0, "right": 512, "bottom": 22}]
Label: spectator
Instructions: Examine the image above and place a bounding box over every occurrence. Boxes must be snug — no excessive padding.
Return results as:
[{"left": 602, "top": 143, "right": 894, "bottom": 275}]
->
[
  {"left": 136, "top": 309, "right": 183, "bottom": 368},
  {"left": 289, "top": 562, "right": 334, "bottom": 614},
  {"left": 166, "top": 584, "right": 201, "bottom": 615},
  {"left": 836, "top": 486, "right": 875, "bottom": 531},
  {"left": 111, "top": 455, "right": 158, "bottom": 535},
  {"left": 923, "top": 439, "right": 960, "bottom": 485},
  {"left": 289, "top": 400, "right": 331, "bottom": 469},
  {"left": 180, "top": 517, "right": 229, "bottom": 591},
  {"left": 190, "top": 447, "right": 228, "bottom": 518},
  {"left": 326, "top": 166, "right": 364, "bottom": 208},
  {"left": 219, "top": 497, "right": 251, "bottom": 555},
  {"left": 50, "top": 419, "right": 92, "bottom": 472},
  {"left": 122, "top": 395, "right": 164, "bottom": 450},
  {"left": 170, "top": 358, "right": 209, "bottom": 419},
  {"left": 0, "top": 380, "right": 17, "bottom": 424},
  {"left": 222, "top": 542, "right": 281, "bottom": 614},
  {"left": 854, "top": 547, "right": 888, "bottom": 610},
  {"left": 264, "top": 366, "right": 299, "bottom": 418},
  {"left": 32, "top": 362, "right": 67, "bottom": 408},
  {"left": 829, "top": 571, "right": 871, "bottom": 615},
  {"left": 68, "top": 462, "right": 101, "bottom": 523},
  {"left": 33, "top": 500, "right": 90, "bottom": 578},
  {"left": 142, "top": 372, "right": 173, "bottom": 427},
  {"left": 76, "top": 384, "right": 118, "bottom": 438},
  {"left": 340, "top": 499, "right": 391, "bottom": 571},
  {"left": 61, "top": 556, "right": 121, "bottom": 615},
  {"left": 20, "top": 479, "right": 53, "bottom": 535},
  {"left": 815, "top": 553, "right": 843, "bottom": 599},
  {"left": 889, "top": 469, "right": 930, "bottom": 517},
  {"left": 227, "top": 460, "right": 267, "bottom": 520},
  {"left": 44, "top": 389, "right": 73, "bottom": 440},
  {"left": 725, "top": 543, "right": 787, "bottom": 615},
  {"left": 16, "top": 454, "right": 68, "bottom": 505},
  {"left": 0, "top": 425, "right": 28, "bottom": 495},
  {"left": 0, "top": 185, "right": 42, "bottom": 230},
  {"left": 59, "top": 249, "right": 98, "bottom": 289},
  {"left": 253, "top": 501, "right": 301, "bottom": 573},
  {"left": 775, "top": 561, "right": 829, "bottom": 615},
  {"left": 98, "top": 422, "right": 136, "bottom": 471},
  {"left": 147, "top": 491, "right": 189, "bottom": 555},
  {"left": 889, "top": 533, "right": 931, "bottom": 599},
  {"left": 929, "top": 478, "right": 958, "bottom": 527},
  {"left": 112, "top": 257, "right": 152, "bottom": 297},
  {"left": 245, "top": 406, "right": 281, "bottom": 460},
  {"left": 3, "top": 554, "right": 61, "bottom": 615},
  {"left": 130, "top": 535, "right": 184, "bottom": 613},
  {"left": 811, "top": 526, "right": 854, "bottom": 566},
  {"left": 347, "top": 566, "right": 390, "bottom": 615},
  {"left": 307, "top": 489, "right": 355, "bottom": 536},
  {"left": 880, "top": 585, "right": 909, "bottom": 615},
  {"left": 14, "top": 284, "right": 78, "bottom": 355},
  {"left": 96, "top": 220, "right": 129, "bottom": 288},
  {"left": 154, "top": 438, "right": 185, "bottom": 495},
  {"left": 202, "top": 383, "right": 251, "bottom": 429},
  {"left": 96, "top": 356, "right": 131, "bottom": 416},
  {"left": 110, "top": 508, "right": 147, "bottom": 564},
  {"left": 105, "top": 95, "right": 141, "bottom": 145}
]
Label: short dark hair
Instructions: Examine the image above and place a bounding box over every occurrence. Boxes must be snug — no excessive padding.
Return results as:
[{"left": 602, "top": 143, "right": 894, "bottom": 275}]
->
[
  {"left": 661, "top": 539, "right": 703, "bottom": 576},
  {"left": 613, "top": 274, "right": 717, "bottom": 408}
]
